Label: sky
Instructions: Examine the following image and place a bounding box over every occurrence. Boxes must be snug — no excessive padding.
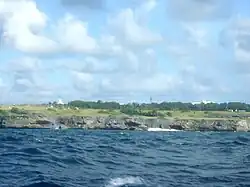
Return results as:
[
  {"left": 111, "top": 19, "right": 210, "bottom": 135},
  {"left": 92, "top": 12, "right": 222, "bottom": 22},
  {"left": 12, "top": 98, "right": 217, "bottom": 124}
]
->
[{"left": 0, "top": 0, "right": 250, "bottom": 104}]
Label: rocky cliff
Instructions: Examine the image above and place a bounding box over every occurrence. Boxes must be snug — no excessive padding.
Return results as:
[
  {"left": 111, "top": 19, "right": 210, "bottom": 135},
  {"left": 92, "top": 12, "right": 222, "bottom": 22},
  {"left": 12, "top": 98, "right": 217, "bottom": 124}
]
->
[
  {"left": 55, "top": 116, "right": 250, "bottom": 132},
  {"left": 1, "top": 114, "right": 250, "bottom": 132}
]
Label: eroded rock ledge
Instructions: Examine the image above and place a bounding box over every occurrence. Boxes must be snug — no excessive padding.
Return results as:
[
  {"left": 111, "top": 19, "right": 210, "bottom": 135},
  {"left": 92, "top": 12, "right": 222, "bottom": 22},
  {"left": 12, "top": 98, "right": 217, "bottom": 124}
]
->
[
  {"left": 55, "top": 116, "right": 250, "bottom": 131},
  {"left": 1, "top": 115, "right": 250, "bottom": 132}
]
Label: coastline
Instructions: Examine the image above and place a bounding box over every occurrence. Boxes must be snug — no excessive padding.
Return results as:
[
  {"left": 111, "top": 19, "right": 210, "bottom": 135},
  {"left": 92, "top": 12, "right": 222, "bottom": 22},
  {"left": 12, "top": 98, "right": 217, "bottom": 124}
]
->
[
  {"left": 1, "top": 114, "right": 250, "bottom": 132},
  {"left": 1, "top": 105, "right": 250, "bottom": 132}
]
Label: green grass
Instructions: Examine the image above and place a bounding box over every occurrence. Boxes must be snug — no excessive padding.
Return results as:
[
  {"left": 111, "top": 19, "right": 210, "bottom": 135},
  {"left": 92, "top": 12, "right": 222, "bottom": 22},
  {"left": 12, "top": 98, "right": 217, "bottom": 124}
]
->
[
  {"left": 162, "top": 110, "right": 250, "bottom": 120},
  {"left": 0, "top": 105, "right": 249, "bottom": 120},
  {"left": 0, "top": 105, "right": 123, "bottom": 117}
]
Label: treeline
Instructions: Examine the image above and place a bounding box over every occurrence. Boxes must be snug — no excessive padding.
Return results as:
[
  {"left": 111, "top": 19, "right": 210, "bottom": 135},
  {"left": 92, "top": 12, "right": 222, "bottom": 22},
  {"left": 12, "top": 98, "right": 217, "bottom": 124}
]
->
[{"left": 68, "top": 100, "right": 250, "bottom": 112}]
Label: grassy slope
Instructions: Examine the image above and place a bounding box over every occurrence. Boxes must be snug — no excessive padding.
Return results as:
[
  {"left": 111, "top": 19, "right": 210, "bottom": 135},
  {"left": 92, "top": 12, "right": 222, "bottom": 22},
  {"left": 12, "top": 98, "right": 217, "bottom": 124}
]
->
[
  {"left": 0, "top": 105, "right": 122, "bottom": 117},
  {"left": 0, "top": 105, "right": 249, "bottom": 120}
]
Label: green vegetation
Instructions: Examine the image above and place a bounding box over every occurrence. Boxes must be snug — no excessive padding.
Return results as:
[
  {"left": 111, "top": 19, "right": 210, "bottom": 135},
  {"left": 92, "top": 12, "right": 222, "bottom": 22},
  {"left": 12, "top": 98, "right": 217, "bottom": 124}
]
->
[
  {"left": 67, "top": 100, "right": 250, "bottom": 119},
  {"left": 0, "top": 100, "right": 250, "bottom": 120},
  {"left": 0, "top": 109, "right": 9, "bottom": 116},
  {"left": 68, "top": 100, "right": 250, "bottom": 111}
]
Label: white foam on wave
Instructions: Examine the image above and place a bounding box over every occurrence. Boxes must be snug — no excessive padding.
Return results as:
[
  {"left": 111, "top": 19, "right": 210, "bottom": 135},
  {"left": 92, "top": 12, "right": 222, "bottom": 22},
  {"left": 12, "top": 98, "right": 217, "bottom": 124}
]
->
[
  {"left": 147, "top": 128, "right": 181, "bottom": 132},
  {"left": 105, "top": 176, "right": 144, "bottom": 187}
]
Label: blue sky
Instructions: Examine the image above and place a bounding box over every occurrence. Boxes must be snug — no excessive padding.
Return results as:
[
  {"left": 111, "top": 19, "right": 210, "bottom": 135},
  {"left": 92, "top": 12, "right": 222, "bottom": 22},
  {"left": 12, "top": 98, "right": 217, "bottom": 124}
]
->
[{"left": 0, "top": 0, "right": 250, "bottom": 104}]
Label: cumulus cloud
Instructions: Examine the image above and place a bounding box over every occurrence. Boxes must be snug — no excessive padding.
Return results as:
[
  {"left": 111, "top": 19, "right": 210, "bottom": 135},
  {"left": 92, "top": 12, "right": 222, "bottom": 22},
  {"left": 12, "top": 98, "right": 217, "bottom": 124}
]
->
[
  {"left": 61, "top": 0, "right": 106, "bottom": 10},
  {"left": 0, "top": 0, "right": 58, "bottom": 54},
  {"left": 54, "top": 14, "right": 98, "bottom": 54},
  {"left": 1, "top": 0, "right": 161, "bottom": 55},
  {"left": 8, "top": 57, "right": 41, "bottom": 72},
  {"left": 182, "top": 23, "right": 208, "bottom": 48},
  {"left": 0, "top": 0, "right": 243, "bottom": 103},
  {"left": 70, "top": 71, "right": 100, "bottom": 98},
  {"left": 0, "top": 57, "right": 57, "bottom": 103},
  {"left": 167, "top": 0, "right": 233, "bottom": 22},
  {"left": 0, "top": 1, "right": 100, "bottom": 55},
  {"left": 107, "top": 7, "right": 162, "bottom": 48},
  {"left": 220, "top": 16, "right": 250, "bottom": 74},
  {"left": 11, "top": 72, "right": 34, "bottom": 92},
  {"left": 55, "top": 57, "right": 118, "bottom": 74},
  {"left": 101, "top": 73, "right": 180, "bottom": 95}
]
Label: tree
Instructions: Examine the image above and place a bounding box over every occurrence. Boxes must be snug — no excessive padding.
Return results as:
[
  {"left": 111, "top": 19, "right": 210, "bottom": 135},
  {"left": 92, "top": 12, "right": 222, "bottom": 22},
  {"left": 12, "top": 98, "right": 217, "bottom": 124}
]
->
[{"left": 67, "top": 100, "right": 250, "bottom": 113}]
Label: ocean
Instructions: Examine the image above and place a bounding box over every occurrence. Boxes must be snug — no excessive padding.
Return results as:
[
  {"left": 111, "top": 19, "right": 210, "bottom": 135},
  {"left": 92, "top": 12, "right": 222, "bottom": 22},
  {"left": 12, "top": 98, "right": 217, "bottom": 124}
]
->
[{"left": 0, "top": 129, "right": 250, "bottom": 187}]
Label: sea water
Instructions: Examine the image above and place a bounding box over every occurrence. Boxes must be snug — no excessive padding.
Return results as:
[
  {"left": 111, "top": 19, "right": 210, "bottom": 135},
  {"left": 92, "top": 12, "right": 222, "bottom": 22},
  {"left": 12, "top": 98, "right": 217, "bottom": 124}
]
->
[{"left": 0, "top": 129, "right": 250, "bottom": 187}]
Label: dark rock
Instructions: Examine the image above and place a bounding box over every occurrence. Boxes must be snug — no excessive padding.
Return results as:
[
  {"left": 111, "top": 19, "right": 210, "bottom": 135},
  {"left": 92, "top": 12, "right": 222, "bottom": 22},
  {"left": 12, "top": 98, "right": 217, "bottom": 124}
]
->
[
  {"left": 124, "top": 117, "right": 144, "bottom": 127},
  {"left": 1, "top": 112, "right": 250, "bottom": 131},
  {"left": 35, "top": 119, "right": 52, "bottom": 125},
  {"left": 0, "top": 116, "right": 6, "bottom": 128},
  {"left": 169, "top": 121, "right": 187, "bottom": 130},
  {"left": 105, "top": 119, "right": 123, "bottom": 130}
]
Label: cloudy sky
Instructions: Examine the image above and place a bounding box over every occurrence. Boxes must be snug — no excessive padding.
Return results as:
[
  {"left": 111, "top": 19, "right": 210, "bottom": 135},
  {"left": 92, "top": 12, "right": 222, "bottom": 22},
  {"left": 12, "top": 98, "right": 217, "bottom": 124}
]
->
[{"left": 0, "top": 0, "right": 249, "bottom": 104}]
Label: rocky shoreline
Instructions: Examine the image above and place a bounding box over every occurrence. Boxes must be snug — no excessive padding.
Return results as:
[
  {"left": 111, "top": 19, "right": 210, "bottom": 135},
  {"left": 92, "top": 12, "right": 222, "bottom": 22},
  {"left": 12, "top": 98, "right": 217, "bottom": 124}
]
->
[{"left": 1, "top": 114, "right": 250, "bottom": 132}]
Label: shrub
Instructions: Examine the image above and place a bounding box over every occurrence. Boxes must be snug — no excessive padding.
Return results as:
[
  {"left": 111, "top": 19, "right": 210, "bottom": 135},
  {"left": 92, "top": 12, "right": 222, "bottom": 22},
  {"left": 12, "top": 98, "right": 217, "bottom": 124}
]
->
[
  {"left": 166, "top": 112, "right": 172, "bottom": 117},
  {"left": 98, "top": 110, "right": 109, "bottom": 114},
  {"left": 47, "top": 108, "right": 57, "bottom": 112},
  {"left": 0, "top": 109, "right": 9, "bottom": 116},
  {"left": 10, "top": 107, "right": 28, "bottom": 115}
]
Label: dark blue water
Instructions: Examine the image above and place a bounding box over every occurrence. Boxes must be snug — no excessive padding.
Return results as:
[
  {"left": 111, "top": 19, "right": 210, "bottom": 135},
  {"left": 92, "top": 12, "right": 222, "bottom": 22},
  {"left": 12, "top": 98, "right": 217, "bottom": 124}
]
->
[{"left": 0, "top": 129, "right": 250, "bottom": 187}]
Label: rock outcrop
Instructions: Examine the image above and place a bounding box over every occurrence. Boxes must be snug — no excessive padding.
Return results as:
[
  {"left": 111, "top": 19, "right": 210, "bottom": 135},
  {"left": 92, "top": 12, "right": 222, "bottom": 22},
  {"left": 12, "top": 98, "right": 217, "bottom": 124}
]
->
[
  {"left": 1, "top": 114, "right": 250, "bottom": 132},
  {"left": 35, "top": 116, "right": 250, "bottom": 132},
  {"left": 235, "top": 120, "right": 250, "bottom": 132}
]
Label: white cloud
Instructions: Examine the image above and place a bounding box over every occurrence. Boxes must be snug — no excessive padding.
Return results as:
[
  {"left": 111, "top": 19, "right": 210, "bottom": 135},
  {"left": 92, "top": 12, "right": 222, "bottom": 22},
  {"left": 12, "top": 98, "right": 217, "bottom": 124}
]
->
[
  {"left": 11, "top": 72, "right": 35, "bottom": 93},
  {"left": 220, "top": 16, "right": 250, "bottom": 73},
  {"left": 97, "top": 35, "right": 124, "bottom": 57},
  {"left": 137, "top": 0, "right": 156, "bottom": 13},
  {"left": 1, "top": 0, "right": 161, "bottom": 56},
  {"left": 1, "top": 1, "right": 100, "bottom": 55},
  {"left": 107, "top": 4, "right": 162, "bottom": 47},
  {"left": 134, "top": 0, "right": 157, "bottom": 23},
  {"left": 55, "top": 56, "right": 117, "bottom": 74},
  {"left": 72, "top": 71, "right": 93, "bottom": 83},
  {"left": 71, "top": 71, "right": 100, "bottom": 97},
  {"left": 182, "top": 23, "right": 208, "bottom": 48},
  {"left": 0, "top": 0, "right": 240, "bottom": 103},
  {"left": 99, "top": 73, "right": 180, "bottom": 97},
  {"left": 0, "top": 76, "right": 8, "bottom": 95},
  {"left": 167, "top": 0, "right": 233, "bottom": 22},
  {"left": 61, "top": 0, "right": 106, "bottom": 10},
  {"left": 55, "top": 14, "right": 98, "bottom": 54},
  {"left": 1, "top": 0, "right": 58, "bottom": 54},
  {"left": 235, "top": 42, "right": 250, "bottom": 64},
  {"left": 0, "top": 57, "right": 55, "bottom": 97},
  {"left": 8, "top": 57, "right": 42, "bottom": 72}
]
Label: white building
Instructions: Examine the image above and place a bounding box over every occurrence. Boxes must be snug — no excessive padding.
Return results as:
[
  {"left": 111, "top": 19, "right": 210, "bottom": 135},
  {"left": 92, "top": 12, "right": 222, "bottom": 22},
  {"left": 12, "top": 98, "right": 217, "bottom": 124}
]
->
[
  {"left": 192, "top": 100, "right": 213, "bottom": 105},
  {"left": 57, "top": 98, "right": 64, "bottom": 105}
]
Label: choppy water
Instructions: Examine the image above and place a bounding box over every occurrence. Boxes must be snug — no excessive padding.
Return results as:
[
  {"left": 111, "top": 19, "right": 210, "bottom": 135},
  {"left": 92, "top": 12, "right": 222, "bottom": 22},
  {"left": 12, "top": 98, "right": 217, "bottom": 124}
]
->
[{"left": 0, "top": 129, "right": 250, "bottom": 187}]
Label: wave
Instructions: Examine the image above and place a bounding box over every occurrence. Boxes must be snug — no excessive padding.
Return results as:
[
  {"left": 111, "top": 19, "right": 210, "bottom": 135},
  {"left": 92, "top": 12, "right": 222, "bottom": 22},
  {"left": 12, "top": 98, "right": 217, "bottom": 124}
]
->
[
  {"left": 1, "top": 129, "right": 250, "bottom": 187},
  {"left": 105, "top": 176, "right": 146, "bottom": 187},
  {"left": 147, "top": 128, "right": 181, "bottom": 132}
]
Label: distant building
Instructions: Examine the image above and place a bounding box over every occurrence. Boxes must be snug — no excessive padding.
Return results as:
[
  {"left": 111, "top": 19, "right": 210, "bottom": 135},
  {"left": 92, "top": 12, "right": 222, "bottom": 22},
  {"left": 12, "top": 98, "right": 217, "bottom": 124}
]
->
[
  {"left": 192, "top": 100, "right": 213, "bottom": 105},
  {"left": 57, "top": 98, "right": 64, "bottom": 105},
  {"left": 238, "top": 109, "right": 246, "bottom": 112},
  {"left": 229, "top": 109, "right": 246, "bottom": 113}
]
